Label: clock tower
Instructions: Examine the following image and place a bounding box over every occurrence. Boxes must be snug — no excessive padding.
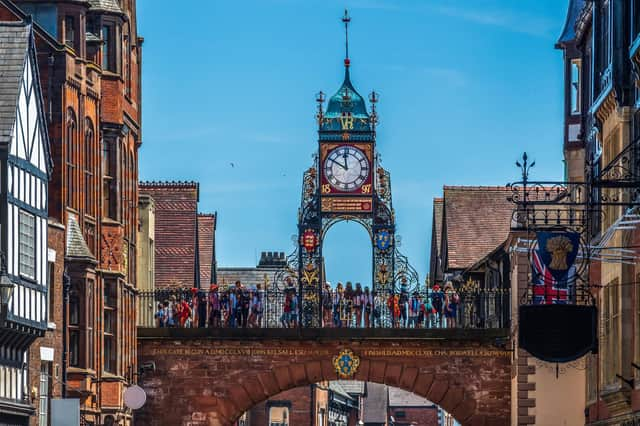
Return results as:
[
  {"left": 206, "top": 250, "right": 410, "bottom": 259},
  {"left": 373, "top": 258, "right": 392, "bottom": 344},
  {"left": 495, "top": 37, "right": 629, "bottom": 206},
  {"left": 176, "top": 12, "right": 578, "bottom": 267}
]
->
[{"left": 294, "top": 10, "right": 417, "bottom": 327}]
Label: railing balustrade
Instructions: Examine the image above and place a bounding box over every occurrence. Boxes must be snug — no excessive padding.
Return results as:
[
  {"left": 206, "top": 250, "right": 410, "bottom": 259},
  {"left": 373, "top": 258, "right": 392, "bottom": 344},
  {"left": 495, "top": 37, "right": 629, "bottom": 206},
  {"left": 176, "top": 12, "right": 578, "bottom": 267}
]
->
[{"left": 136, "top": 287, "right": 510, "bottom": 330}]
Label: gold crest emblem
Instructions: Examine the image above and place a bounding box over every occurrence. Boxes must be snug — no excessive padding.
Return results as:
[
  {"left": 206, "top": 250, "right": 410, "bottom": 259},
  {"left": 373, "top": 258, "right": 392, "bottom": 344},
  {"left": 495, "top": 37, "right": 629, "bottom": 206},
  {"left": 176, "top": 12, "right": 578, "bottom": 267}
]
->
[{"left": 333, "top": 348, "right": 360, "bottom": 379}]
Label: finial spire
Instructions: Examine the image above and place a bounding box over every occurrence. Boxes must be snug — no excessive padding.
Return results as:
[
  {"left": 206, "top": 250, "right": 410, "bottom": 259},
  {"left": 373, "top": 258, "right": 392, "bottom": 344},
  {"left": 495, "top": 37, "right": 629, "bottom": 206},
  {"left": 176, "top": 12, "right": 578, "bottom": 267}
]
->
[{"left": 342, "top": 9, "right": 351, "bottom": 67}]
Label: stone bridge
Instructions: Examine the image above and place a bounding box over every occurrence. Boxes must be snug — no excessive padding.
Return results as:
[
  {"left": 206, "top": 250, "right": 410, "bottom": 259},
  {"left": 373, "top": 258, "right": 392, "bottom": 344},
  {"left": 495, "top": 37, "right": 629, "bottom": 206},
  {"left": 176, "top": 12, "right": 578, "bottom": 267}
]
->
[{"left": 136, "top": 328, "right": 511, "bottom": 426}]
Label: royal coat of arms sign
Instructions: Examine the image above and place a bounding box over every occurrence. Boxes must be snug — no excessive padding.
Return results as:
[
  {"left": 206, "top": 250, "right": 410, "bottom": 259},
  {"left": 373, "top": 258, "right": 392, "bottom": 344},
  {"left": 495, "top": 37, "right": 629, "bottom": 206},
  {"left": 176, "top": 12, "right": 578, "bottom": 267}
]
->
[{"left": 333, "top": 348, "right": 360, "bottom": 378}]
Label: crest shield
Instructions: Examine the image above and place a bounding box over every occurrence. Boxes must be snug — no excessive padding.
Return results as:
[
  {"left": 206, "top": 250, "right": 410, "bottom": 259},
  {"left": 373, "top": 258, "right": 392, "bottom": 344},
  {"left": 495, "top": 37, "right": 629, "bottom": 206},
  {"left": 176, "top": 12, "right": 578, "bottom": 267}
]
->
[{"left": 536, "top": 231, "right": 580, "bottom": 281}]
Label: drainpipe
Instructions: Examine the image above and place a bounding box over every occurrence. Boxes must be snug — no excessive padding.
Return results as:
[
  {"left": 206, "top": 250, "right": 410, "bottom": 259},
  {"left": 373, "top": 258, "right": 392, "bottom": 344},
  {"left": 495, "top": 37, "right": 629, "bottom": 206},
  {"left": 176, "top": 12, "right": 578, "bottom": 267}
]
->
[{"left": 62, "top": 268, "right": 70, "bottom": 397}]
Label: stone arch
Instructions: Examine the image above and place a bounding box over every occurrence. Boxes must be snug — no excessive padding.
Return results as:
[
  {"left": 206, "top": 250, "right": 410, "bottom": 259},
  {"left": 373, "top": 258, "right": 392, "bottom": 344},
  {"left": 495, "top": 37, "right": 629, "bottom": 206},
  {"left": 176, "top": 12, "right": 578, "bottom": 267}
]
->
[
  {"left": 136, "top": 338, "right": 510, "bottom": 426},
  {"left": 216, "top": 359, "right": 485, "bottom": 426}
]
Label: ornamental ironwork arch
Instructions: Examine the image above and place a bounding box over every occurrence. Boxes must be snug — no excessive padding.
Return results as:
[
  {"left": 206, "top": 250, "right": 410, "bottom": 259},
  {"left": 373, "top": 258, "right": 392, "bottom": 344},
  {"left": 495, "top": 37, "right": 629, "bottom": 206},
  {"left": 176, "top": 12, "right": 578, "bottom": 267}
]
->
[{"left": 273, "top": 11, "right": 420, "bottom": 327}]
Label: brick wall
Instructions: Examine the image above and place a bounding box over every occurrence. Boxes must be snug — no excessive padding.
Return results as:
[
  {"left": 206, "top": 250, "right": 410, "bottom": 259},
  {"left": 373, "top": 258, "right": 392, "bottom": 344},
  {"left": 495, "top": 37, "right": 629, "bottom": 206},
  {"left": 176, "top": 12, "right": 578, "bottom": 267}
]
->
[
  {"left": 389, "top": 406, "right": 438, "bottom": 426},
  {"left": 139, "top": 182, "right": 199, "bottom": 289},
  {"left": 136, "top": 338, "right": 511, "bottom": 426},
  {"left": 28, "top": 223, "right": 65, "bottom": 426}
]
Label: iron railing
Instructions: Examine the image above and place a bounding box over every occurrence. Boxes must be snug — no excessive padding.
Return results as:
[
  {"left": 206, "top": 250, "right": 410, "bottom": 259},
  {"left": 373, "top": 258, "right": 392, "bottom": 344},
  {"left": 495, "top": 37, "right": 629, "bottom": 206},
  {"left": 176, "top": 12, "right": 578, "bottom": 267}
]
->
[{"left": 137, "top": 288, "right": 510, "bottom": 330}]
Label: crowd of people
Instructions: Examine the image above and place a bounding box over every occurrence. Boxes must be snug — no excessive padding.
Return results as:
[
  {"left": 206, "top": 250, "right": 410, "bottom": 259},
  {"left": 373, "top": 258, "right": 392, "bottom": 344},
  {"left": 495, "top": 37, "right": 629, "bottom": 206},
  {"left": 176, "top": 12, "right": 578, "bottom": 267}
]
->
[
  {"left": 320, "top": 281, "right": 460, "bottom": 329},
  {"left": 151, "top": 280, "right": 461, "bottom": 329}
]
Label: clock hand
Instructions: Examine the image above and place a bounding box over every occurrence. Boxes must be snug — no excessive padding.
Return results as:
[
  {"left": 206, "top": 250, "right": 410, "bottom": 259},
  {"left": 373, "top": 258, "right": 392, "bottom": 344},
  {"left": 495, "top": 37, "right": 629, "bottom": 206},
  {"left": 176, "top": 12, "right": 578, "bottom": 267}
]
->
[
  {"left": 342, "top": 152, "right": 349, "bottom": 170},
  {"left": 329, "top": 158, "right": 347, "bottom": 170}
]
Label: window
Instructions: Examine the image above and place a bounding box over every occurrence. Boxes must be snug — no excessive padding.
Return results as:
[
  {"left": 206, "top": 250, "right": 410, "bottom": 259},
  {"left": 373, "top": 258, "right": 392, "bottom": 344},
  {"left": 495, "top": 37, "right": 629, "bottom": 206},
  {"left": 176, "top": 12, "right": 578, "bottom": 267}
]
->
[
  {"left": 66, "top": 109, "right": 76, "bottom": 209},
  {"left": 104, "top": 280, "right": 117, "bottom": 374},
  {"left": 596, "top": 0, "right": 611, "bottom": 94},
  {"left": 84, "top": 119, "right": 94, "bottom": 215},
  {"left": 64, "top": 16, "right": 75, "bottom": 49},
  {"left": 87, "top": 279, "right": 95, "bottom": 370},
  {"left": 570, "top": 60, "right": 581, "bottom": 115},
  {"left": 602, "top": 279, "right": 620, "bottom": 387},
  {"left": 102, "top": 139, "right": 117, "bottom": 219},
  {"left": 69, "top": 286, "right": 80, "bottom": 367},
  {"left": 101, "top": 25, "right": 115, "bottom": 72},
  {"left": 48, "top": 261, "right": 55, "bottom": 322},
  {"left": 268, "top": 407, "right": 289, "bottom": 426},
  {"left": 19, "top": 210, "right": 36, "bottom": 279},
  {"left": 38, "top": 362, "right": 50, "bottom": 426}
]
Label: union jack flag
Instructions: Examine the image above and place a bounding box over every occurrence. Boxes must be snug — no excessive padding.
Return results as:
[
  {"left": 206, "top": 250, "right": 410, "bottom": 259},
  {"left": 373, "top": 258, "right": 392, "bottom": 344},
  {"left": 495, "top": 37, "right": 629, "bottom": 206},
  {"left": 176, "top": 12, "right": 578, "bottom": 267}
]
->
[{"left": 531, "top": 249, "right": 576, "bottom": 305}]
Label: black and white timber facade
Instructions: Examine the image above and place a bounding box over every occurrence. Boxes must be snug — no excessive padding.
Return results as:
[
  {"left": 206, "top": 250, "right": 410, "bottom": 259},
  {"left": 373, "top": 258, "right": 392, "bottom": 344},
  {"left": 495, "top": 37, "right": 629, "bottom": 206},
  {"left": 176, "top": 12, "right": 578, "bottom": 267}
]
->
[{"left": 0, "top": 20, "right": 52, "bottom": 424}]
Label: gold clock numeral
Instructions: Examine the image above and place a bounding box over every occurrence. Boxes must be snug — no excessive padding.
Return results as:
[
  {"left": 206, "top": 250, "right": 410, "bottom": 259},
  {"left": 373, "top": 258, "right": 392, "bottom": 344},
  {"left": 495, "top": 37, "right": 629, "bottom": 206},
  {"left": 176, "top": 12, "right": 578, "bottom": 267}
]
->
[
  {"left": 361, "top": 184, "right": 372, "bottom": 194},
  {"left": 322, "top": 184, "right": 331, "bottom": 194}
]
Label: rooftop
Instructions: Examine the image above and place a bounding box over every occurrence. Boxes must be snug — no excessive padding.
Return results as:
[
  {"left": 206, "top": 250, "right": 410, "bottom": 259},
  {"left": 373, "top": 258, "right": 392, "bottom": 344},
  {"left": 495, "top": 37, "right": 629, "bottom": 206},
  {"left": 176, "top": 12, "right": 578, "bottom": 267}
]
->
[{"left": 442, "top": 186, "right": 514, "bottom": 270}]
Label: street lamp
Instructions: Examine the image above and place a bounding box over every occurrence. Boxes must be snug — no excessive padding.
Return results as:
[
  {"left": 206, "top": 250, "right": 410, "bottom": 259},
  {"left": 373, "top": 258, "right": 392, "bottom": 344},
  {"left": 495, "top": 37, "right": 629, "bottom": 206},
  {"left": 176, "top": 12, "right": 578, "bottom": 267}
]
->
[{"left": 0, "top": 252, "right": 14, "bottom": 320}]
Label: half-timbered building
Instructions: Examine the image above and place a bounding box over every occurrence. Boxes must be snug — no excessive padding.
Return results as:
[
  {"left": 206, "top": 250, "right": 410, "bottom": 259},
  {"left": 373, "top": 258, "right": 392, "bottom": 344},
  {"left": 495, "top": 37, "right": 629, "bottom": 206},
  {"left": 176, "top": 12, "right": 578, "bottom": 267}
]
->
[
  {"left": 0, "top": 20, "right": 52, "bottom": 425},
  {"left": 0, "top": 0, "right": 142, "bottom": 424}
]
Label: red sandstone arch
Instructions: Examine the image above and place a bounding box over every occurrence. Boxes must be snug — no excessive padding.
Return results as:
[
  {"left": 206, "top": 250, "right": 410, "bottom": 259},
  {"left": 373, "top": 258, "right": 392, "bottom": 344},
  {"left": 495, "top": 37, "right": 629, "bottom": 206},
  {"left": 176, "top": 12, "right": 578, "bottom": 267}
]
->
[
  {"left": 226, "top": 361, "right": 470, "bottom": 425},
  {"left": 136, "top": 337, "right": 510, "bottom": 426}
]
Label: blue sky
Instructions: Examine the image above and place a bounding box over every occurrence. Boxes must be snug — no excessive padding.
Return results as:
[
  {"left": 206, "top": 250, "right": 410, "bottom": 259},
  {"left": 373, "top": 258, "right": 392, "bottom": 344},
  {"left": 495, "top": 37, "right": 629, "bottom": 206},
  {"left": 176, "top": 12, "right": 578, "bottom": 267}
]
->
[{"left": 138, "top": 0, "right": 568, "bottom": 287}]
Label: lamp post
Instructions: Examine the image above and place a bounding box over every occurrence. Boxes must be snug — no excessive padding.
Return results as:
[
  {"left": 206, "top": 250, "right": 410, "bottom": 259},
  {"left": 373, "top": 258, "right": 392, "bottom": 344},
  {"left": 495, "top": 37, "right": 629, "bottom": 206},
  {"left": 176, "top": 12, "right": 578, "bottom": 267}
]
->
[{"left": 0, "top": 252, "right": 15, "bottom": 322}]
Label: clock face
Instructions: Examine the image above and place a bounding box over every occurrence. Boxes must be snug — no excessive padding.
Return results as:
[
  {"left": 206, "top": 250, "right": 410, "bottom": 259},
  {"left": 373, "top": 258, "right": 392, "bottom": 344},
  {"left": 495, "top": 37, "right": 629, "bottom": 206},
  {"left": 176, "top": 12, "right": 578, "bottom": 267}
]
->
[{"left": 324, "top": 145, "right": 370, "bottom": 191}]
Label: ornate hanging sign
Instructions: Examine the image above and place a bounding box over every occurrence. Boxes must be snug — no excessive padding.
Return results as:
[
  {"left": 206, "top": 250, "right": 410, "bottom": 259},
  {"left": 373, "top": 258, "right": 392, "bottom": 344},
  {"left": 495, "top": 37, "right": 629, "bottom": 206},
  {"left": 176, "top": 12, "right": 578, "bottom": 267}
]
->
[
  {"left": 301, "top": 229, "right": 318, "bottom": 252},
  {"left": 375, "top": 230, "right": 392, "bottom": 251},
  {"left": 536, "top": 231, "right": 580, "bottom": 281},
  {"left": 333, "top": 348, "right": 360, "bottom": 378}
]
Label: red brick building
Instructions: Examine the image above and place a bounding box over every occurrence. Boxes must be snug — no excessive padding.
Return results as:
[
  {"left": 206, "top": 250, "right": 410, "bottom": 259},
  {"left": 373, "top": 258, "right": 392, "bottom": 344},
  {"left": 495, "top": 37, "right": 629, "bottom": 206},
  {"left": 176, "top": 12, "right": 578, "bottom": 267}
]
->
[
  {"left": 138, "top": 181, "right": 217, "bottom": 290},
  {"left": 0, "top": 0, "right": 142, "bottom": 423}
]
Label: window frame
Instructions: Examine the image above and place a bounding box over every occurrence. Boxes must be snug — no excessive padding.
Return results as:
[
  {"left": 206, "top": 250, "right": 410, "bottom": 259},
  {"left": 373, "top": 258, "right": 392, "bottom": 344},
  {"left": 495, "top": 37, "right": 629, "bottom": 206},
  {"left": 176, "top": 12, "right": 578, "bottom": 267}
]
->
[
  {"left": 103, "top": 279, "right": 117, "bottom": 374},
  {"left": 64, "top": 15, "right": 75, "bottom": 49},
  {"left": 570, "top": 59, "right": 581, "bottom": 115},
  {"left": 66, "top": 109, "right": 76, "bottom": 209},
  {"left": 18, "top": 209, "right": 36, "bottom": 280},
  {"left": 84, "top": 118, "right": 95, "bottom": 216}
]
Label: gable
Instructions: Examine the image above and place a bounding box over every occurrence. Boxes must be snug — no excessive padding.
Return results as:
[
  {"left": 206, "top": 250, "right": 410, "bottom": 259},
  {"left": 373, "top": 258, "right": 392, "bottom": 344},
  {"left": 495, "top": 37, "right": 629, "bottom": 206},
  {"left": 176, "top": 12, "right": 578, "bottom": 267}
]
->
[{"left": 9, "top": 51, "right": 48, "bottom": 173}]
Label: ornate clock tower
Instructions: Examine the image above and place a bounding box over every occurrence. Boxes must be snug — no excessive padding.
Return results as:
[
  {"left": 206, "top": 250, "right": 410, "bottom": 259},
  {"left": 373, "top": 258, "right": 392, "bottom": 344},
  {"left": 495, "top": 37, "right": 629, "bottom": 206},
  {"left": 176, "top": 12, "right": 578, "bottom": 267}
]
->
[{"left": 294, "top": 11, "right": 417, "bottom": 327}]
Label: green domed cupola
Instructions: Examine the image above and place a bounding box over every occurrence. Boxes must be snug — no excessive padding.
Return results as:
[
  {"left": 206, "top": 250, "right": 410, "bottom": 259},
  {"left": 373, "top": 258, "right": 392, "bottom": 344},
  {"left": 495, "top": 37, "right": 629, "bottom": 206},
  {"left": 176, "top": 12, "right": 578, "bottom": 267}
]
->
[{"left": 317, "top": 10, "right": 378, "bottom": 138}]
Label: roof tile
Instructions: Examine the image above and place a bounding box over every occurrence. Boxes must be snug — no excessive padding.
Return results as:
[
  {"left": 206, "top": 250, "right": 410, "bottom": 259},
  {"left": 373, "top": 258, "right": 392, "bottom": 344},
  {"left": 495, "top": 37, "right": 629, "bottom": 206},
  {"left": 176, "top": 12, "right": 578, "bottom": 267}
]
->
[{"left": 442, "top": 186, "right": 514, "bottom": 270}]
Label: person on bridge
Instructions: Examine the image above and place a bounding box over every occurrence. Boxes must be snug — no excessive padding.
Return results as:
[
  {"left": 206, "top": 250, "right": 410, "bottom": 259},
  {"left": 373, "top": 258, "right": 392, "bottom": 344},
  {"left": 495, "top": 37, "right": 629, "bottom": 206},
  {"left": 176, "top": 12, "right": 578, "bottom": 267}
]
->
[
  {"left": 333, "top": 282, "right": 344, "bottom": 327},
  {"left": 409, "top": 292, "right": 420, "bottom": 328},
  {"left": 239, "top": 285, "right": 251, "bottom": 328},
  {"left": 322, "top": 282, "right": 333, "bottom": 327},
  {"left": 444, "top": 282, "right": 459, "bottom": 328},
  {"left": 399, "top": 289, "right": 409, "bottom": 328},
  {"left": 353, "top": 283, "right": 364, "bottom": 327},
  {"left": 387, "top": 293, "right": 400, "bottom": 328},
  {"left": 344, "top": 282, "right": 354, "bottom": 327},
  {"left": 372, "top": 290, "right": 383, "bottom": 327},
  {"left": 363, "top": 286, "right": 373, "bottom": 328},
  {"left": 430, "top": 284, "right": 444, "bottom": 328},
  {"left": 248, "top": 285, "right": 263, "bottom": 328},
  {"left": 197, "top": 292, "right": 207, "bottom": 328},
  {"left": 208, "top": 285, "right": 221, "bottom": 328}
]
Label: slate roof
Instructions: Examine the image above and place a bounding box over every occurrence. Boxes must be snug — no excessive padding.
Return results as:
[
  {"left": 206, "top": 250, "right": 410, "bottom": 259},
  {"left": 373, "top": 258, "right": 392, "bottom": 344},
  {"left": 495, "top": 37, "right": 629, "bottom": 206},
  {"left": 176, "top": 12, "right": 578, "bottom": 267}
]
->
[
  {"left": 139, "top": 181, "right": 199, "bottom": 289},
  {"left": 442, "top": 186, "right": 514, "bottom": 270},
  {"left": 197, "top": 214, "right": 216, "bottom": 288},
  {"left": 557, "top": 0, "right": 585, "bottom": 46},
  {"left": 329, "top": 381, "right": 354, "bottom": 400},
  {"left": 335, "top": 380, "right": 365, "bottom": 395},
  {"left": 433, "top": 198, "right": 443, "bottom": 253},
  {"left": 362, "top": 382, "right": 387, "bottom": 423},
  {"left": 217, "top": 265, "right": 284, "bottom": 290},
  {"left": 0, "top": 22, "right": 29, "bottom": 146},
  {"left": 87, "top": 0, "right": 123, "bottom": 13},
  {"left": 388, "top": 387, "right": 434, "bottom": 407},
  {"left": 66, "top": 214, "right": 95, "bottom": 260}
]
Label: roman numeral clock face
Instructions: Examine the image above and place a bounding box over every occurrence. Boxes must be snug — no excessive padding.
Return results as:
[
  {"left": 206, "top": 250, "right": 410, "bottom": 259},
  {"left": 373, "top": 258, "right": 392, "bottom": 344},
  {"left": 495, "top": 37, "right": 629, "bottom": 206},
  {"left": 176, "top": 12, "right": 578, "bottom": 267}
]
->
[{"left": 324, "top": 146, "right": 369, "bottom": 192}]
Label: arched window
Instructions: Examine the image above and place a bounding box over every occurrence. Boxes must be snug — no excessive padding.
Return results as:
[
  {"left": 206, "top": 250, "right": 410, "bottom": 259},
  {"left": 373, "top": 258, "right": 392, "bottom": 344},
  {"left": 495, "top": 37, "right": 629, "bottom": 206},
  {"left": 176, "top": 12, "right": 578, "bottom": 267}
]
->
[
  {"left": 66, "top": 109, "right": 76, "bottom": 208},
  {"left": 84, "top": 118, "right": 94, "bottom": 215}
]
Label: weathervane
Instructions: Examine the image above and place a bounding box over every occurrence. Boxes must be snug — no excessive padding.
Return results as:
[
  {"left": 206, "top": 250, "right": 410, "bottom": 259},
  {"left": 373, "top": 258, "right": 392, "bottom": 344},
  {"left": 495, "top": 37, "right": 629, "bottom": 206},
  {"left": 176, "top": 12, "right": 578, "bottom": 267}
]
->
[
  {"left": 315, "top": 90, "right": 325, "bottom": 126},
  {"left": 342, "top": 9, "right": 351, "bottom": 66}
]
